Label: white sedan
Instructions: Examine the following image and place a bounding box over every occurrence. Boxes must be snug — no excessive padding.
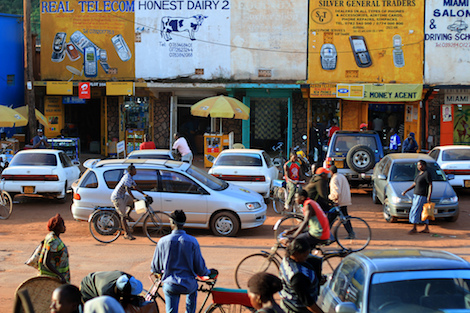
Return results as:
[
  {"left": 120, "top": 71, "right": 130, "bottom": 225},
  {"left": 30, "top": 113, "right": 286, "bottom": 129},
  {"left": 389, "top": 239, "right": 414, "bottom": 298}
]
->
[
  {"left": 208, "top": 149, "right": 279, "bottom": 198},
  {"left": 429, "top": 145, "right": 470, "bottom": 188},
  {"left": 1, "top": 149, "right": 81, "bottom": 200}
]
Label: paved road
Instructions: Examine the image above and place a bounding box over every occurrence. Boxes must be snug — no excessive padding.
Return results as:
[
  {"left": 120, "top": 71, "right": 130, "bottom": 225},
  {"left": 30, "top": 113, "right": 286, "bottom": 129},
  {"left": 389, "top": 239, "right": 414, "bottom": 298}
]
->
[{"left": 1, "top": 188, "right": 469, "bottom": 312}]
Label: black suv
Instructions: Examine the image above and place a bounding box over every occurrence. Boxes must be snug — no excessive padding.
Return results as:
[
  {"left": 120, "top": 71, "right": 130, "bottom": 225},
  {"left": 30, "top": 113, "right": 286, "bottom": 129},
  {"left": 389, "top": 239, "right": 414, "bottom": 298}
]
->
[{"left": 324, "top": 131, "right": 384, "bottom": 183}]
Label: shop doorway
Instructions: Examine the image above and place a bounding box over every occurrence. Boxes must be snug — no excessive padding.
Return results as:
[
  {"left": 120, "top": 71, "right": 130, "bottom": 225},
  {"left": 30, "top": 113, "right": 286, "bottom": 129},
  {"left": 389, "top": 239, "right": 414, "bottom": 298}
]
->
[
  {"left": 249, "top": 98, "right": 288, "bottom": 155},
  {"left": 65, "top": 98, "right": 101, "bottom": 153},
  {"left": 367, "top": 103, "right": 405, "bottom": 147},
  {"left": 176, "top": 98, "right": 211, "bottom": 155}
]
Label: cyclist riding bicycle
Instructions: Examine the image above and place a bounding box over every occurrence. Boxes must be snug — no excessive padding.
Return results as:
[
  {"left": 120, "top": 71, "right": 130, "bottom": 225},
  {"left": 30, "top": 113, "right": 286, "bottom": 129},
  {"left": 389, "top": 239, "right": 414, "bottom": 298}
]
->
[
  {"left": 283, "top": 152, "right": 302, "bottom": 211},
  {"left": 283, "top": 189, "right": 331, "bottom": 250}
]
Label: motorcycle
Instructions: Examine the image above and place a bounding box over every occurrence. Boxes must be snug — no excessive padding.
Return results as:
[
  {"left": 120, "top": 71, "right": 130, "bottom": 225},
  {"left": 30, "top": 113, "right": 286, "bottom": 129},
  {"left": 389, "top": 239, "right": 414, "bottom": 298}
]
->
[{"left": 272, "top": 142, "right": 286, "bottom": 179}]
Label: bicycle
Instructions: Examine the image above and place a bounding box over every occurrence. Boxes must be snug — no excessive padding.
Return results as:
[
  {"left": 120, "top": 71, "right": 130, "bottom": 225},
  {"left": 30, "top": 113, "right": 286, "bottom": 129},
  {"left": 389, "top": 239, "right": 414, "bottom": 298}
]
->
[
  {"left": 0, "top": 189, "right": 13, "bottom": 220},
  {"left": 271, "top": 142, "right": 286, "bottom": 179},
  {"left": 146, "top": 274, "right": 255, "bottom": 313},
  {"left": 270, "top": 180, "right": 305, "bottom": 215},
  {"left": 88, "top": 197, "right": 171, "bottom": 244},
  {"left": 273, "top": 205, "right": 371, "bottom": 252},
  {"left": 234, "top": 241, "right": 350, "bottom": 289}
]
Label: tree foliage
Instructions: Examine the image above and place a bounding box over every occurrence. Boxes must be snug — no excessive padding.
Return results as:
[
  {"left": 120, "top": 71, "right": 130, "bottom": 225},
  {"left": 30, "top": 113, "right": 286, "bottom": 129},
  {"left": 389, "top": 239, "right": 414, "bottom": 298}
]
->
[{"left": 0, "top": 0, "right": 41, "bottom": 35}]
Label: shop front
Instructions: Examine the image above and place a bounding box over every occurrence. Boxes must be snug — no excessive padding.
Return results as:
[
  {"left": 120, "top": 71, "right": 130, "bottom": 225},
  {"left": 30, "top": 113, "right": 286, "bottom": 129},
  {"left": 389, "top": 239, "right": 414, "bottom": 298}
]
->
[{"left": 440, "top": 89, "right": 470, "bottom": 146}]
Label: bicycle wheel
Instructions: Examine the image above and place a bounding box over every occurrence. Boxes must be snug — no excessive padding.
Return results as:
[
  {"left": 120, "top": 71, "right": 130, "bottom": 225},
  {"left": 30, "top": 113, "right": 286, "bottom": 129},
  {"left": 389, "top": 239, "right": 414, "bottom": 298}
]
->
[
  {"left": 334, "top": 216, "right": 371, "bottom": 252},
  {"left": 144, "top": 212, "right": 171, "bottom": 244},
  {"left": 205, "top": 303, "right": 255, "bottom": 313},
  {"left": 0, "top": 190, "right": 13, "bottom": 220},
  {"left": 274, "top": 215, "right": 303, "bottom": 242},
  {"left": 271, "top": 186, "right": 286, "bottom": 214},
  {"left": 89, "top": 210, "right": 121, "bottom": 243},
  {"left": 234, "top": 253, "right": 280, "bottom": 289}
]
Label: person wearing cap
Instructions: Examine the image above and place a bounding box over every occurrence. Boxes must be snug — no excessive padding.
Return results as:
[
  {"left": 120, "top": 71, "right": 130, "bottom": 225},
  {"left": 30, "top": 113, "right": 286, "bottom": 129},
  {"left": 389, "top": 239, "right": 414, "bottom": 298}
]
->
[
  {"left": 305, "top": 167, "right": 331, "bottom": 212},
  {"left": 402, "top": 132, "right": 418, "bottom": 153},
  {"left": 110, "top": 164, "right": 149, "bottom": 240},
  {"left": 283, "top": 189, "right": 331, "bottom": 251},
  {"left": 328, "top": 165, "right": 355, "bottom": 238},
  {"left": 151, "top": 210, "right": 217, "bottom": 313},
  {"left": 32, "top": 128, "right": 50, "bottom": 149},
  {"left": 283, "top": 151, "right": 302, "bottom": 211},
  {"left": 80, "top": 271, "right": 143, "bottom": 306},
  {"left": 359, "top": 123, "right": 368, "bottom": 131}
]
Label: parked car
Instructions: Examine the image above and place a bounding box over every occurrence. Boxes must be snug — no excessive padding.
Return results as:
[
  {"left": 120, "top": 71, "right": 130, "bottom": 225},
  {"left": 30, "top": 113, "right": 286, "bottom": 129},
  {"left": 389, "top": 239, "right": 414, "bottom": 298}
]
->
[
  {"left": 324, "top": 131, "right": 384, "bottom": 183},
  {"left": 429, "top": 145, "right": 470, "bottom": 188},
  {"left": 208, "top": 149, "right": 279, "bottom": 198},
  {"left": 372, "top": 153, "right": 459, "bottom": 222},
  {"left": 318, "top": 249, "right": 470, "bottom": 313},
  {"left": 127, "top": 149, "right": 174, "bottom": 160},
  {"left": 1, "top": 149, "right": 81, "bottom": 200},
  {"left": 71, "top": 159, "right": 266, "bottom": 236}
]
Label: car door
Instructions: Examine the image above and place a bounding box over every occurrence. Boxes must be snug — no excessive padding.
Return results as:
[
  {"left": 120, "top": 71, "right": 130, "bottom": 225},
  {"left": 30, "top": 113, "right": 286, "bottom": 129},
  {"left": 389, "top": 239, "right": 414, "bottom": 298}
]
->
[
  {"left": 129, "top": 168, "right": 162, "bottom": 221},
  {"left": 262, "top": 151, "right": 279, "bottom": 183},
  {"left": 158, "top": 169, "right": 208, "bottom": 225},
  {"left": 58, "top": 152, "right": 75, "bottom": 189},
  {"left": 375, "top": 157, "right": 390, "bottom": 202}
]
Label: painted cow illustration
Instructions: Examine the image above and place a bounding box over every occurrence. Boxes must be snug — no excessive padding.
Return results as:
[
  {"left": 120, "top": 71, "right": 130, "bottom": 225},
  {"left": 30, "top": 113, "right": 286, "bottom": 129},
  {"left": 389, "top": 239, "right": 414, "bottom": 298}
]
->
[{"left": 161, "top": 15, "right": 208, "bottom": 41}]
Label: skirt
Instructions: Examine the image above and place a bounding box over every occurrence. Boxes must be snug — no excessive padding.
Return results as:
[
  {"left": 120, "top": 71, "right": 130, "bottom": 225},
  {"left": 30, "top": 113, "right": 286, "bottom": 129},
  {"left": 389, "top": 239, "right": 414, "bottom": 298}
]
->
[{"left": 409, "top": 194, "right": 429, "bottom": 225}]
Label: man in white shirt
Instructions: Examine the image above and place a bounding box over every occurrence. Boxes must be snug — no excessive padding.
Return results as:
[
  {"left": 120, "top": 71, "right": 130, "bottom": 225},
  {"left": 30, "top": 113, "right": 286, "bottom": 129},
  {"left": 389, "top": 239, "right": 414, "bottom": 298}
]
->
[
  {"left": 328, "top": 165, "right": 355, "bottom": 239},
  {"left": 173, "top": 132, "right": 193, "bottom": 164}
]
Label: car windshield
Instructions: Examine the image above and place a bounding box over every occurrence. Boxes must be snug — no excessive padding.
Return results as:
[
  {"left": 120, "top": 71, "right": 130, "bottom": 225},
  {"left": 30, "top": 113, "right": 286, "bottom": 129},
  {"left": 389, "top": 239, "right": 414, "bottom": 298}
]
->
[
  {"left": 390, "top": 162, "right": 446, "bottom": 181},
  {"left": 442, "top": 149, "right": 470, "bottom": 161},
  {"left": 334, "top": 135, "right": 378, "bottom": 152},
  {"left": 10, "top": 153, "right": 57, "bottom": 166},
  {"left": 368, "top": 269, "right": 470, "bottom": 313},
  {"left": 214, "top": 154, "right": 263, "bottom": 167},
  {"left": 186, "top": 165, "right": 228, "bottom": 191}
]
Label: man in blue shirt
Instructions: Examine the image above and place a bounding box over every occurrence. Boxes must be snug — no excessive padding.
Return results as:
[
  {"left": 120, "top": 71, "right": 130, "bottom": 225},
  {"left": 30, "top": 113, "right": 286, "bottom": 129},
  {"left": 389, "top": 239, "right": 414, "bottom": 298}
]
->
[
  {"left": 389, "top": 128, "right": 401, "bottom": 152},
  {"left": 150, "top": 210, "right": 217, "bottom": 313}
]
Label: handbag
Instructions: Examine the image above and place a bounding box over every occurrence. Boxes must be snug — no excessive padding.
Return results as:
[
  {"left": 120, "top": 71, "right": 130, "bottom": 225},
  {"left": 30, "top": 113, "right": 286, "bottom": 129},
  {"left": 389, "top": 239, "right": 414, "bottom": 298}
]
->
[
  {"left": 25, "top": 240, "right": 44, "bottom": 269},
  {"left": 421, "top": 202, "right": 436, "bottom": 221}
]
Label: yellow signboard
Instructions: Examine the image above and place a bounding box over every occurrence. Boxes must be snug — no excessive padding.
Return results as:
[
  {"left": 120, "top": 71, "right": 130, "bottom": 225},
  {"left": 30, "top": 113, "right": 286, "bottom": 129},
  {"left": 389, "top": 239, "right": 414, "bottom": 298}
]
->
[
  {"left": 44, "top": 96, "right": 64, "bottom": 137},
  {"left": 41, "top": 0, "right": 135, "bottom": 81},
  {"left": 310, "top": 84, "right": 337, "bottom": 98},
  {"left": 106, "top": 82, "right": 134, "bottom": 96},
  {"left": 338, "top": 83, "right": 422, "bottom": 101},
  {"left": 46, "top": 82, "right": 73, "bottom": 95},
  {"left": 308, "top": 0, "right": 424, "bottom": 84}
]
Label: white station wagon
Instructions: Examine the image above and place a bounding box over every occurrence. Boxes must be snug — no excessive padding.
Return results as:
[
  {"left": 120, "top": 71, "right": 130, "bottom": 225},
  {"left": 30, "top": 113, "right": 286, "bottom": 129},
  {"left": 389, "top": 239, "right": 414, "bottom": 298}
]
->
[{"left": 71, "top": 159, "right": 267, "bottom": 236}]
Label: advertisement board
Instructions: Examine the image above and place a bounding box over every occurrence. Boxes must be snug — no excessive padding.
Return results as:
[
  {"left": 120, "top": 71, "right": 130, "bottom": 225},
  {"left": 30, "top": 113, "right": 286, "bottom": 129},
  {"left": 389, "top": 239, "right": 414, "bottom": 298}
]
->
[
  {"left": 308, "top": 0, "right": 424, "bottom": 84},
  {"left": 41, "top": 0, "right": 135, "bottom": 80},
  {"left": 425, "top": 0, "right": 470, "bottom": 84}
]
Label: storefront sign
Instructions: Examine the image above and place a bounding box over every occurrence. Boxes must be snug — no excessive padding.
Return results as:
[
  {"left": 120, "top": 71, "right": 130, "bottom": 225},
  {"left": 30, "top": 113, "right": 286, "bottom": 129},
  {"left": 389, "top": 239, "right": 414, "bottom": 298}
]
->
[
  {"left": 106, "top": 82, "right": 134, "bottom": 95},
  {"left": 336, "top": 84, "right": 364, "bottom": 98},
  {"left": 444, "top": 91, "right": 470, "bottom": 104},
  {"left": 338, "top": 84, "right": 423, "bottom": 102},
  {"left": 44, "top": 96, "right": 64, "bottom": 137},
  {"left": 310, "top": 84, "right": 337, "bottom": 97},
  {"left": 41, "top": 0, "right": 135, "bottom": 80},
  {"left": 308, "top": 0, "right": 424, "bottom": 84},
  {"left": 63, "top": 96, "right": 86, "bottom": 104},
  {"left": 425, "top": 0, "right": 470, "bottom": 84},
  {"left": 46, "top": 82, "right": 73, "bottom": 95},
  {"left": 79, "top": 82, "right": 91, "bottom": 99}
]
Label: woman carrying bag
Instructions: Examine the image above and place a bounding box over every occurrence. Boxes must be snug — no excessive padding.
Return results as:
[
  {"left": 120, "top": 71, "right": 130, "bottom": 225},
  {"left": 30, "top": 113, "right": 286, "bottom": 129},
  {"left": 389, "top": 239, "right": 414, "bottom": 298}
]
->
[{"left": 39, "top": 213, "right": 70, "bottom": 283}]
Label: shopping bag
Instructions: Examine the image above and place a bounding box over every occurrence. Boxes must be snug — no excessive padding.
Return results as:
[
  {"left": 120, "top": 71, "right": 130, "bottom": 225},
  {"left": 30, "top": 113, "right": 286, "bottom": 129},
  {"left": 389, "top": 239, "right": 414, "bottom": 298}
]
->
[
  {"left": 421, "top": 202, "right": 435, "bottom": 221},
  {"left": 25, "top": 241, "right": 44, "bottom": 269}
]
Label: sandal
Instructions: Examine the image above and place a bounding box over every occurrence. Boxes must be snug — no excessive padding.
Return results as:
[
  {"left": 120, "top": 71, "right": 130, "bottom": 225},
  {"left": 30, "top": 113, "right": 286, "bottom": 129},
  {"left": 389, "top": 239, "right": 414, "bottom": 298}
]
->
[
  {"left": 408, "top": 229, "right": 417, "bottom": 235},
  {"left": 419, "top": 229, "right": 430, "bottom": 233},
  {"left": 124, "top": 234, "right": 136, "bottom": 240}
]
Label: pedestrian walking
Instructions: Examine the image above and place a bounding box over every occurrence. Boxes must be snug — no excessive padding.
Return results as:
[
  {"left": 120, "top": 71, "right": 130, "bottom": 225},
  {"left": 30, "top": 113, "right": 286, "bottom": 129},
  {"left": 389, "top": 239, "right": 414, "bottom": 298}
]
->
[
  {"left": 39, "top": 214, "right": 70, "bottom": 283},
  {"left": 150, "top": 210, "right": 217, "bottom": 313},
  {"left": 402, "top": 160, "right": 433, "bottom": 234},
  {"left": 173, "top": 132, "right": 193, "bottom": 163},
  {"left": 328, "top": 165, "right": 354, "bottom": 238},
  {"left": 305, "top": 167, "right": 331, "bottom": 212},
  {"left": 283, "top": 152, "right": 302, "bottom": 211}
]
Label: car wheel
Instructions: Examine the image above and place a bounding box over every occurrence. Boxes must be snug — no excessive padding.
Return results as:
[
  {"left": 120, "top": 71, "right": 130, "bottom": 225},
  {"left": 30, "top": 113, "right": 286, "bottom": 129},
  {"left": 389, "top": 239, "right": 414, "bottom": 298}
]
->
[
  {"left": 445, "top": 211, "right": 459, "bottom": 222},
  {"left": 383, "top": 199, "right": 397, "bottom": 223},
  {"left": 346, "top": 145, "right": 375, "bottom": 173},
  {"left": 372, "top": 184, "right": 380, "bottom": 204},
  {"left": 210, "top": 211, "right": 240, "bottom": 237}
]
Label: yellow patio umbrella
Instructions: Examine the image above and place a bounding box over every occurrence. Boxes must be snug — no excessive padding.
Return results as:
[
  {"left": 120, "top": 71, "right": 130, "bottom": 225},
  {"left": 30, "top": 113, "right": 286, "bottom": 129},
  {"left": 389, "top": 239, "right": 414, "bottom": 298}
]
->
[
  {"left": 15, "top": 106, "right": 49, "bottom": 127},
  {"left": 191, "top": 96, "right": 250, "bottom": 120},
  {"left": 0, "top": 105, "right": 28, "bottom": 127}
]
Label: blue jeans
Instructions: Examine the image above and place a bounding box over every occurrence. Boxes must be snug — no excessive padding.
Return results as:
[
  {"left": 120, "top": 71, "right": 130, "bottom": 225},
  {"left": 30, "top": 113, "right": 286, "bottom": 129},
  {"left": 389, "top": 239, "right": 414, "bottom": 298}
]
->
[{"left": 162, "top": 283, "right": 197, "bottom": 313}]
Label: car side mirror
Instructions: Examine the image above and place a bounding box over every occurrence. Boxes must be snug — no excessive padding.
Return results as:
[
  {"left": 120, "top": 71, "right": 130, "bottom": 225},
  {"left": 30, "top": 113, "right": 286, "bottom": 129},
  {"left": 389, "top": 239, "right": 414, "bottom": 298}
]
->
[
  {"left": 73, "top": 160, "right": 80, "bottom": 166},
  {"left": 335, "top": 302, "right": 359, "bottom": 313},
  {"left": 377, "top": 174, "right": 387, "bottom": 180},
  {"left": 447, "top": 174, "right": 455, "bottom": 180}
]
